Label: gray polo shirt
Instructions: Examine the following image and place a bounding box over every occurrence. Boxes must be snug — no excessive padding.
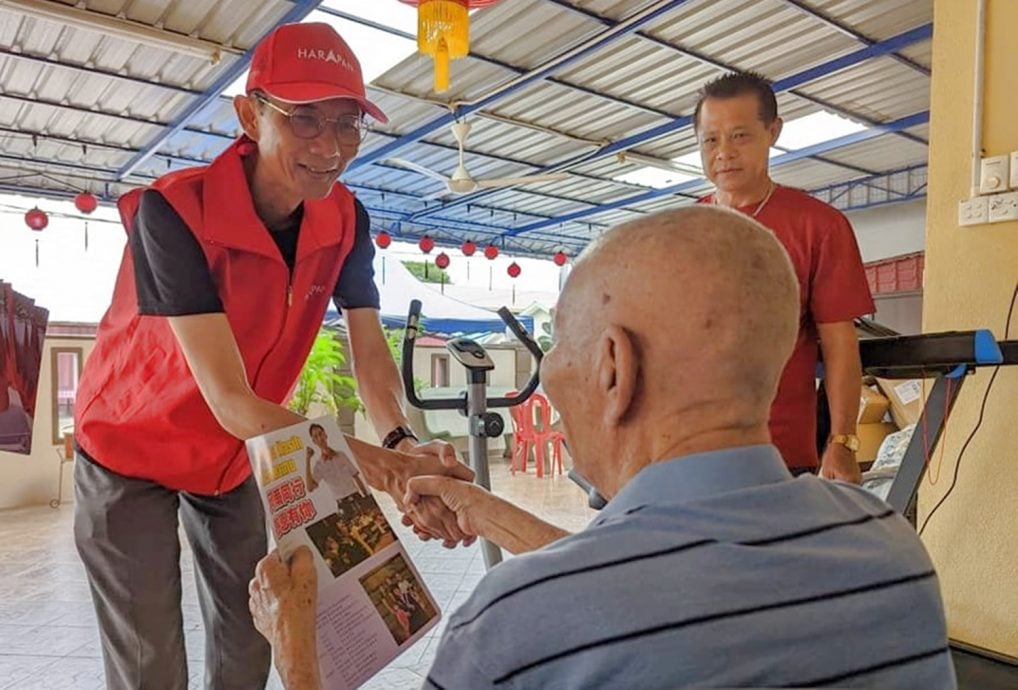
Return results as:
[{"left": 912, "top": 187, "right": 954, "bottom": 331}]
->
[{"left": 425, "top": 445, "right": 955, "bottom": 689}]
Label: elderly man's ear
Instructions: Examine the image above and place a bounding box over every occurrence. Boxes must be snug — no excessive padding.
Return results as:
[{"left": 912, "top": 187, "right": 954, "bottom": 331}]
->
[{"left": 596, "top": 324, "right": 638, "bottom": 427}]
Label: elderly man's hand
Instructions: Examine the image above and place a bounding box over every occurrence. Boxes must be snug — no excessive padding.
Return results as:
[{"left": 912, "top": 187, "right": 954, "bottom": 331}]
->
[
  {"left": 395, "top": 441, "right": 478, "bottom": 548},
  {"left": 248, "top": 547, "right": 321, "bottom": 690},
  {"left": 820, "top": 443, "right": 863, "bottom": 484},
  {"left": 403, "top": 475, "right": 489, "bottom": 540}
]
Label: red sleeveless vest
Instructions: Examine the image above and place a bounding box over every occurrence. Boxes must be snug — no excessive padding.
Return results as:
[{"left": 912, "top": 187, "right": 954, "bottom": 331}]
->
[{"left": 75, "top": 140, "right": 357, "bottom": 494}]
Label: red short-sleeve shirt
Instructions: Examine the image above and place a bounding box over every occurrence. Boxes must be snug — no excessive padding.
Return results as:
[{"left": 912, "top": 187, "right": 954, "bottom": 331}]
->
[{"left": 700, "top": 186, "right": 875, "bottom": 469}]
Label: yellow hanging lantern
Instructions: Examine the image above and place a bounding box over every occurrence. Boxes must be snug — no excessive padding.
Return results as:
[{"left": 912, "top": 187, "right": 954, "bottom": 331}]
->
[{"left": 400, "top": 0, "right": 502, "bottom": 92}]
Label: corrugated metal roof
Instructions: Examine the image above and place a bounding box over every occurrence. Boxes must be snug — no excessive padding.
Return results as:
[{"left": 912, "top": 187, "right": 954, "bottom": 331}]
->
[{"left": 0, "top": 0, "right": 931, "bottom": 258}]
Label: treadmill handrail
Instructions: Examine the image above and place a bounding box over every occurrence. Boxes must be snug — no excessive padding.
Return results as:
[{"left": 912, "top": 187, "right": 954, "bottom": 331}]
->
[{"left": 860, "top": 329, "right": 1004, "bottom": 378}]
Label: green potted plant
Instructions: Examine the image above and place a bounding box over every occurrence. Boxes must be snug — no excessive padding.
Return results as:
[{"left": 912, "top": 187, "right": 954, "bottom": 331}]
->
[{"left": 288, "top": 328, "right": 363, "bottom": 417}]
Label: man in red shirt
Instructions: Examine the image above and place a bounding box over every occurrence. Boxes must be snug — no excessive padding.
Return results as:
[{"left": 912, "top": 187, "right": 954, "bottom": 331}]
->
[{"left": 694, "top": 71, "right": 875, "bottom": 482}]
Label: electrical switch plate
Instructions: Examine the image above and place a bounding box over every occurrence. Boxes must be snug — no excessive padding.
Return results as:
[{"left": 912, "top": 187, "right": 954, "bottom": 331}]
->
[
  {"left": 988, "top": 191, "right": 1018, "bottom": 223},
  {"left": 1011, "top": 151, "right": 1018, "bottom": 189},
  {"left": 959, "top": 196, "right": 989, "bottom": 226},
  {"left": 980, "top": 155, "right": 1009, "bottom": 194}
]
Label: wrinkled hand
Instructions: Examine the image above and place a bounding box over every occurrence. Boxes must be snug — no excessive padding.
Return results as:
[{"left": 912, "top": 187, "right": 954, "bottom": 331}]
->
[
  {"left": 248, "top": 547, "right": 320, "bottom": 690},
  {"left": 820, "top": 443, "right": 862, "bottom": 484},
  {"left": 404, "top": 475, "right": 488, "bottom": 539},
  {"left": 393, "top": 440, "right": 476, "bottom": 548}
]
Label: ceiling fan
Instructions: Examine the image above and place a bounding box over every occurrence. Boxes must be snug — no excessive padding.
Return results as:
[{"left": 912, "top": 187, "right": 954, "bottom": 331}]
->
[{"left": 384, "top": 121, "right": 569, "bottom": 197}]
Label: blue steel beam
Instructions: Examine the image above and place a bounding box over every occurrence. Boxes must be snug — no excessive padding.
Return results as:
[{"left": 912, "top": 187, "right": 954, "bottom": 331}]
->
[
  {"left": 3, "top": 89, "right": 586, "bottom": 185},
  {"left": 362, "top": 205, "right": 589, "bottom": 252},
  {"left": 835, "top": 194, "right": 927, "bottom": 214},
  {"left": 319, "top": 6, "right": 882, "bottom": 194},
  {"left": 503, "top": 111, "right": 929, "bottom": 237},
  {"left": 316, "top": 6, "right": 876, "bottom": 185},
  {"left": 787, "top": 90, "right": 928, "bottom": 147},
  {"left": 772, "top": 24, "right": 932, "bottom": 92},
  {"left": 0, "top": 185, "right": 581, "bottom": 258},
  {"left": 347, "top": 0, "right": 693, "bottom": 172},
  {"left": 0, "top": 148, "right": 589, "bottom": 245},
  {"left": 316, "top": 6, "right": 678, "bottom": 121},
  {"left": 349, "top": 177, "right": 579, "bottom": 228},
  {"left": 809, "top": 163, "right": 928, "bottom": 199},
  {"left": 811, "top": 163, "right": 929, "bottom": 212},
  {"left": 1, "top": 79, "right": 689, "bottom": 203},
  {"left": 408, "top": 22, "right": 933, "bottom": 222},
  {"left": 543, "top": 0, "right": 930, "bottom": 149},
  {"left": 3, "top": 78, "right": 676, "bottom": 199},
  {"left": 2, "top": 122, "right": 632, "bottom": 235},
  {"left": 777, "top": 0, "right": 930, "bottom": 77},
  {"left": 115, "top": 0, "right": 325, "bottom": 181}
]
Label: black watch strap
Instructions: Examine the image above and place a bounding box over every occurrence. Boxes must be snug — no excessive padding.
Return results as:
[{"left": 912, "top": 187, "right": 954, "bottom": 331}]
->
[{"left": 381, "top": 426, "right": 419, "bottom": 450}]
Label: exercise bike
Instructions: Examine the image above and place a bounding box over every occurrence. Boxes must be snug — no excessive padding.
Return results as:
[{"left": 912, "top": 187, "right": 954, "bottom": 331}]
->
[{"left": 401, "top": 299, "right": 542, "bottom": 569}]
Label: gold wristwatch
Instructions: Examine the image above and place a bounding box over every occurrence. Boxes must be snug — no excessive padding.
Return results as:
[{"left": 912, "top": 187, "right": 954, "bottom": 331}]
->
[{"left": 829, "top": 434, "right": 860, "bottom": 452}]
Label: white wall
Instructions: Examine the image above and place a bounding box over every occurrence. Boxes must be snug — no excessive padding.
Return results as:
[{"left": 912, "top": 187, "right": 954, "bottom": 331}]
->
[
  {"left": 845, "top": 198, "right": 927, "bottom": 263},
  {"left": 0, "top": 335, "right": 94, "bottom": 510},
  {"left": 411, "top": 344, "right": 518, "bottom": 389},
  {"left": 873, "top": 293, "right": 924, "bottom": 335}
]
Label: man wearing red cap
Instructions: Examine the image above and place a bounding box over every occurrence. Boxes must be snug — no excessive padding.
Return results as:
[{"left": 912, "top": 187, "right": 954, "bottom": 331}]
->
[{"left": 73, "top": 22, "right": 469, "bottom": 690}]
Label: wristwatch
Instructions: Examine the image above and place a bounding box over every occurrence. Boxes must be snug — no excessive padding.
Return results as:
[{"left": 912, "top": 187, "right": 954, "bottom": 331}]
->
[
  {"left": 382, "top": 425, "right": 419, "bottom": 450},
  {"left": 829, "top": 434, "right": 860, "bottom": 452}
]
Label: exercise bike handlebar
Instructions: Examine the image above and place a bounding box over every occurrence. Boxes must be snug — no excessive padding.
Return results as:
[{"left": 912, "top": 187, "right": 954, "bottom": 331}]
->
[{"left": 402, "top": 299, "right": 543, "bottom": 410}]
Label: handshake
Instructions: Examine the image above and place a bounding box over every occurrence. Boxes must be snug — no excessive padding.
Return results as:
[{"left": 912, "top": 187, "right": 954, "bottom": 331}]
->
[
  {"left": 349, "top": 436, "right": 568, "bottom": 555},
  {"left": 349, "top": 437, "right": 489, "bottom": 549}
]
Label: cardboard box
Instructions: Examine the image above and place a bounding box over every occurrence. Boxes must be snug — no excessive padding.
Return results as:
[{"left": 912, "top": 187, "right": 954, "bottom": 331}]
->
[
  {"left": 858, "top": 385, "right": 890, "bottom": 424},
  {"left": 875, "top": 378, "right": 926, "bottom": 428},
  {"left": 857, "top": 422, "right": 898, "bottom": 463}
]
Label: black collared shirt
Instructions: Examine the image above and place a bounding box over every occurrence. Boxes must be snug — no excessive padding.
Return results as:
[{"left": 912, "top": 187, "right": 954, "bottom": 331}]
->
[{"left": 131, "top": 189, "right": 380, "bottom": 316}]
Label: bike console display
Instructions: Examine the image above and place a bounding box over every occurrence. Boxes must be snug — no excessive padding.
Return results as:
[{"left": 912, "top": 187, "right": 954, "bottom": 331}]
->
[{"left": 447, "top": 338, "right": 495, "bottom": 373}]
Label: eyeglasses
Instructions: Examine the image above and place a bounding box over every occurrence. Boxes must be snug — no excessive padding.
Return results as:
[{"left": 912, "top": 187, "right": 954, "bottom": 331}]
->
[{"left": 255, "top": 94, "right": 369, "bottom": 144}]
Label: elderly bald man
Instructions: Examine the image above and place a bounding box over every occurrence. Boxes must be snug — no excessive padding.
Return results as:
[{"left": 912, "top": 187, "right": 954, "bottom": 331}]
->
[{"left": 249, "top": 207, "right": 955, "bottom": 690}]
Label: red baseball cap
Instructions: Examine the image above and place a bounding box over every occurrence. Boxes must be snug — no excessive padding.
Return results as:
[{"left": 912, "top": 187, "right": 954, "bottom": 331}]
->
[{"left": 246, "top": 22, "right": 388, "bottom": 123}]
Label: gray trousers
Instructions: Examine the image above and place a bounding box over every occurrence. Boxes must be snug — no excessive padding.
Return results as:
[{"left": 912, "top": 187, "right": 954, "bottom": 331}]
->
[{"left": 73, "top": 452, "right": 271, "bottom": 690}]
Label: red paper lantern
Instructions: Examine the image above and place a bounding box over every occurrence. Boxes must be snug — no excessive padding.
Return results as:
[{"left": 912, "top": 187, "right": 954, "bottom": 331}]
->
[
  {"left": 507, "top": 261, "right": 521, "bottom": 278},
  {"left": 24, "top": 207, "right": 48, "bottom": 266},
  {"left": 419, "top": 235, "right": 435, "bottom": 254},
  {"left": 375, "top": 231, "right": 392, "bottom": 249},
  {"left": 24, "top": 207, "right": 48, "bottom": 231},
  {"left": 483, "top": 244, "right": 499, "bottom": 260},
  {"left": 435, "top": 252, "right": 450, "bottom": 269},
  {"left": 461, "top": 240, "right": 476, "bottom": 256},
  {"left": 553, "top": 251, "right": 568, "bottom": 266},
  {"left": 74, "top": 192, "right": 98, "bottom": 214},
  {"left": 73, "top": 192, "right": 99, "bottom": 250}
]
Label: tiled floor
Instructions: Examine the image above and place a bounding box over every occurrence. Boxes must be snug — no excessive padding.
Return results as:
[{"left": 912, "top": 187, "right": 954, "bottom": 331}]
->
[{"left": 0, "top": 455, "right": 592, "bottom": 690}]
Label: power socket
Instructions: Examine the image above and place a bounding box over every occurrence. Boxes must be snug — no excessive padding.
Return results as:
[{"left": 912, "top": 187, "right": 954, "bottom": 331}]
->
[
  {"left": 1011, "top": 151, "right": 1018, "bottom": 189},
  {"left": 988, "top": 191, "right": 1018, "bottom": 223},
  {"left": 980, "top": 155, "right": 1009, "bottom": 194},
  {"left": 959, "top": 196, "right": 989, "bottom": 226}
]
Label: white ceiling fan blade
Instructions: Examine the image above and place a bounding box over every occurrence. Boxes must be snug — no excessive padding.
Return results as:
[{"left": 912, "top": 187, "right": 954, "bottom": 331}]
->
[
  {"left": 383, "top": 158, "right": 450, "bottom": 184},
  {"left": 475, "top": 172, "right": 570, "bottom": 189},
  {"left": 422, "top": 189, "right": 452, "bottom": 202}
]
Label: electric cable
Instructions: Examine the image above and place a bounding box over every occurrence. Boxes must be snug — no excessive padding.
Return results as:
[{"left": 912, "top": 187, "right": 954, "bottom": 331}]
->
[{"left": 918, "top": 283, "right": 1018, "bottom": 536}]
